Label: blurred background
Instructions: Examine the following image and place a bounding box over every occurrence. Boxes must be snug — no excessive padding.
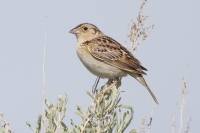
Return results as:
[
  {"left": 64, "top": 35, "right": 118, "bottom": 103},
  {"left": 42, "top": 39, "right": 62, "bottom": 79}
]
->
[{"left": 0, "top": 0, "right": 199, "bottom": 132}]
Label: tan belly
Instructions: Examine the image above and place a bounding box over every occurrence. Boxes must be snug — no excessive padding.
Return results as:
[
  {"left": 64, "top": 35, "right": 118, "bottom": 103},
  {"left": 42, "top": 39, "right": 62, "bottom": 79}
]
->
[{"left": 77, "top": 46, "right": 127, "bottom": 79}]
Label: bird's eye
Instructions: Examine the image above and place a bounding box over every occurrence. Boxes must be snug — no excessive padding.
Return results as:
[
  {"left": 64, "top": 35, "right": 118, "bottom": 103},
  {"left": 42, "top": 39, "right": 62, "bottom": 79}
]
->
[{"left": 84, "top": 27, "right": 88, "bottom": 31}]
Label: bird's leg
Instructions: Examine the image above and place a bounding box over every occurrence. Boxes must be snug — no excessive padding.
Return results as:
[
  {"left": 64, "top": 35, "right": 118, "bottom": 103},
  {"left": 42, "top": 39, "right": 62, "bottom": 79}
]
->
[
  {"left": 116, "top": 77, "right": 122, "bottom": 88},
  {"left": 92, "top": 77, "right": 100, "bottom": 94}
]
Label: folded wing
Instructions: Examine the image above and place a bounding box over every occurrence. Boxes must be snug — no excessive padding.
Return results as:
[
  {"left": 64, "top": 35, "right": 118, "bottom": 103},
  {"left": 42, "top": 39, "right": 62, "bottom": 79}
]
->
[{"left": 84, "top": 36, "right": 147, "bottom": 75}]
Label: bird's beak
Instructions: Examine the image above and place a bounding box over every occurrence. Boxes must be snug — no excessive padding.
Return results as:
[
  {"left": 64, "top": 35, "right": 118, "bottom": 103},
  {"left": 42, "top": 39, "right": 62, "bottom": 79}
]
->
[{"left": 69, "top": 28, "right": 80, "bottom": 34}]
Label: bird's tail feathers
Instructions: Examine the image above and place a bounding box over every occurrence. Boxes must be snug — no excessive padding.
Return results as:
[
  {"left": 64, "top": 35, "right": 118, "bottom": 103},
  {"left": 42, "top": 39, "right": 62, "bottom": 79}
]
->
[{"left": 129, "top": 73, "right": 159, "bottom": 104}]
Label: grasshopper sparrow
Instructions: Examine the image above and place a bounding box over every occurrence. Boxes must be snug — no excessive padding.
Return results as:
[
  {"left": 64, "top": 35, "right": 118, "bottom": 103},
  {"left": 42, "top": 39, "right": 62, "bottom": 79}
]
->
[{"left": 69, "top": 23, "right": 158, "bottom": 104}]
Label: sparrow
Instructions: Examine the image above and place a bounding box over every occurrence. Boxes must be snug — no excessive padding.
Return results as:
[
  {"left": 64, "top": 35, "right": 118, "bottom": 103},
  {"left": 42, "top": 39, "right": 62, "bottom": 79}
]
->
[{"left": 69, "top": 23, "right": 158, "bottom": 104}]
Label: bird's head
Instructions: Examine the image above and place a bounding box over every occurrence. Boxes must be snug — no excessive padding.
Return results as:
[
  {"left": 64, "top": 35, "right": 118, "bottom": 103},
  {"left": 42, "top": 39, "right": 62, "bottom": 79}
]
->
[{"left": 69, "top": 23, "right": 104, "bottom": 43}]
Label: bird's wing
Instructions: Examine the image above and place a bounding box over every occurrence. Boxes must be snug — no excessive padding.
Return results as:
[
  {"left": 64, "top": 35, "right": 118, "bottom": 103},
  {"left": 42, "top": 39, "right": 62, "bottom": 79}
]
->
[{"left": 84, "top": 36, "right": 147, "bottom": 75}]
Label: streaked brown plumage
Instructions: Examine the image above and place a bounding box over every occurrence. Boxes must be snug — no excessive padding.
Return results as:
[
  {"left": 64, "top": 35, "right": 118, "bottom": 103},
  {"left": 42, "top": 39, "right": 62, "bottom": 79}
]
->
[{"left": 69, "top": 23, "right": 158, "bottom": 104}]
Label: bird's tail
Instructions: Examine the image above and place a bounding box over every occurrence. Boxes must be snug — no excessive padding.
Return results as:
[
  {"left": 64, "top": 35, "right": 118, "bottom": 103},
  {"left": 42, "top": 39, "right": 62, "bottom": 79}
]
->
[{"left": 129, "top": 73, "right": 159, "bottom": 104}]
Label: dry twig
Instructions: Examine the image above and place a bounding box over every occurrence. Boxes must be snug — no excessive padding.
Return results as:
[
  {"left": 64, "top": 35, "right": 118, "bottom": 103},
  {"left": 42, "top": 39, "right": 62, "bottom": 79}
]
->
[
  {"left": 81, "top": 114, "right": 92, "bottom": 133},
  {"left": 147, "top": 101, "right": 154, "bottom": 133},
  {"left": 185, "top": 117, "right": 192, "bottom": 133},
  {"left": 127, "top": 0, "right": 154, "bottom": 54},
  {"left": 139, "top": 117, "right": 147, "bottom": 133},
  {"left": 172, "top": 103, "right": 178, "bottom": 133},
  {"left": 0, "top": 112, "right": 9, "bottom": 126},
  {"left": 178, "top": 65, "right": 189, "bottom": 133},
  {"left": 42, "top": 16, "right": 47, "bottom": 133}
]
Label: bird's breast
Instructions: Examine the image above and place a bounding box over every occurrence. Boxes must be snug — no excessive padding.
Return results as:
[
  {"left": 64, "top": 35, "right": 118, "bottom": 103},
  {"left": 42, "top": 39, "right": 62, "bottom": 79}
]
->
[{"left": 76, "top": 44, "right": 127, "bottom": 79}]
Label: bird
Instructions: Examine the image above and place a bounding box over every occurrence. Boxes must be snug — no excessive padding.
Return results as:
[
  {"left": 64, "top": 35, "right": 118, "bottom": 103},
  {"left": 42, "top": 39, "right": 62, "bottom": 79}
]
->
[{"left": 69, "top": 23, "right": 158, "bottom": 104}]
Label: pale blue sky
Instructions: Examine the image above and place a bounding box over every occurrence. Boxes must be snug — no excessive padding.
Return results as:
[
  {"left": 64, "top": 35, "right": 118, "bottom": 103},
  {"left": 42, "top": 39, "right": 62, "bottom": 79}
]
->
[{"left": 0, "top": 0, "right": 200, "bottom": 132}]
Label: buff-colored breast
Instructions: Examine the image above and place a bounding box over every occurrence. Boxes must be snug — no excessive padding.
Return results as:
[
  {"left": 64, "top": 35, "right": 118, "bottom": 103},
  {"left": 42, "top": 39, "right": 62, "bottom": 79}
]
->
[{"left": 77, "top": 43, "right": 127, "bottom": 79}]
